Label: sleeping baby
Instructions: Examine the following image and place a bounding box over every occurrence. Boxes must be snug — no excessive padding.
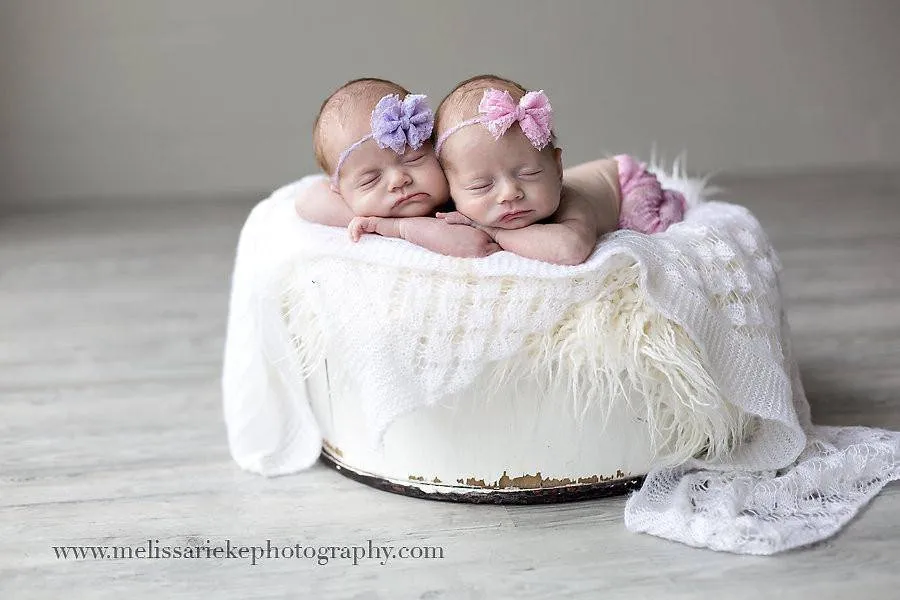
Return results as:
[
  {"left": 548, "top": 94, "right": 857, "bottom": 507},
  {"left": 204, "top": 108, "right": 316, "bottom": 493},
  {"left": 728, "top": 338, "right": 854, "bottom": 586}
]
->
[
  {"left": 432, "top": 74, "right": 687, "bottom": 265},
  {"left": 294, "top": 77, "right": 500, "bottom": 258}
]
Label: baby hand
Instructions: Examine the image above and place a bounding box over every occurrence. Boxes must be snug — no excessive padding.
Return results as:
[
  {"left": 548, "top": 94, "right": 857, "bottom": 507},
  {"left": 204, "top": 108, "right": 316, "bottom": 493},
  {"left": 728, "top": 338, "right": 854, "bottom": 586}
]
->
[
  {"left": 348, "top": 216, "right": 380, "bottom": 242},
  {"left": 435, "top": 211, "right": 474, "bottom": 226}
]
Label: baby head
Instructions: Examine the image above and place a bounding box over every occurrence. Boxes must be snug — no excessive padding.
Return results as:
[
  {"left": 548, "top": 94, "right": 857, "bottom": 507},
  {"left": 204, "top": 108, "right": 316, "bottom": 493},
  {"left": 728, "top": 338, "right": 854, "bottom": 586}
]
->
[
  {"left": 314, "top": 78, "right": 450, "bottom": 217},
  {"left": 435, "top": 75, "right": 563, "bottom": 229}
]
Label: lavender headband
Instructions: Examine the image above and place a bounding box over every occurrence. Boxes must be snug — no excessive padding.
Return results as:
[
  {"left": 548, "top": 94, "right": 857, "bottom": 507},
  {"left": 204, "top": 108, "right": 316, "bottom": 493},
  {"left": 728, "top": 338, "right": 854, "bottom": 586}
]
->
[
  {"left": 330, "top": 93, "right": 434, "bottom": 190},
  {"left": 434, "top": 88, "right": 554, "bottom": 156}
]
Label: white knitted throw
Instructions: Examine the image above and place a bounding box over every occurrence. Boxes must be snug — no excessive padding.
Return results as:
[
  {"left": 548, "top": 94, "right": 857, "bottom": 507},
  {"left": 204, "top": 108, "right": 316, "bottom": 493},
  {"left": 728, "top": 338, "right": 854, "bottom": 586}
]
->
[{"left": 222, "top": 170, "right": 900, "bottom": 555}]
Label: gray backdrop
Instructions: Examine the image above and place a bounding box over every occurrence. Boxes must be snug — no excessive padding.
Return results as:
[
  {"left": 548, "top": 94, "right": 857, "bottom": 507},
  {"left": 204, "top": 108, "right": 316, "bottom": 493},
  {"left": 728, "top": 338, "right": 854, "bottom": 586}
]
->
[{"left": 2, "top": 0, "right": 899, "bottom": 204}]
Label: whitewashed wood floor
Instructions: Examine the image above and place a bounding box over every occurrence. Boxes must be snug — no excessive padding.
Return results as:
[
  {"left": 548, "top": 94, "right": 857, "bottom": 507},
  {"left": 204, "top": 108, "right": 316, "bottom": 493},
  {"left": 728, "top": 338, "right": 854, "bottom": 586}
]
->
[{"left": 2, "top": 169, "right": 899, "bottom": 599}]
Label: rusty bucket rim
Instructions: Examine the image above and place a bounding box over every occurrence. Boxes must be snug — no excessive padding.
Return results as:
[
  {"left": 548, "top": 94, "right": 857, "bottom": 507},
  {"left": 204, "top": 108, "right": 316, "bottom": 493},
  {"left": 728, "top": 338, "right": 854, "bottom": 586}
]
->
[{"left": 319, "top": 450, "right": 645, "bottom": 505}]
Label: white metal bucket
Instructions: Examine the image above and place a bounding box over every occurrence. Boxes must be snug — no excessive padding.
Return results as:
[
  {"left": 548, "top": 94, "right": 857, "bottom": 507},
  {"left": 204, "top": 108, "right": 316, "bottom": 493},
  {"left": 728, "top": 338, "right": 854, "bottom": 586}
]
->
[{"left": 306, "top": 355, "right": 656, "bottom": 503}]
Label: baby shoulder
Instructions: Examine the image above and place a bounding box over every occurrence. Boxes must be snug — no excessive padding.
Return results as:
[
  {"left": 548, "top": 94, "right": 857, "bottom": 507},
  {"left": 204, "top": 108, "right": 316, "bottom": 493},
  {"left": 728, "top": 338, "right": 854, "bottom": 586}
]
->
[
  {"left": 557, "top": 183, "right": 618, "bottom": 236},
  {"left": 294, "top": 177, "right": 355, "bottom": 227}
]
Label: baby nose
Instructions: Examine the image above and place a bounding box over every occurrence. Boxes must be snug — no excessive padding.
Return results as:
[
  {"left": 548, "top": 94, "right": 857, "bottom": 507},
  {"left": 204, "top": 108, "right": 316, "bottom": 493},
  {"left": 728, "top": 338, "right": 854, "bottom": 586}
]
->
[
  {"left": 389, "top": 169, "right": 411, "bottom": 189},
  {"left": 498, "top": 181, "right": 524, "bottom": 203}
]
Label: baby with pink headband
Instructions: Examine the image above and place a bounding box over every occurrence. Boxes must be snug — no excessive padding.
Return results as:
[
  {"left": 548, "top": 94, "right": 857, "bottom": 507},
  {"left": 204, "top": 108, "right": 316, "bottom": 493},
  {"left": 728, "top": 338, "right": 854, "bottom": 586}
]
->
[
  {"left": 294, "top": 78, "right": 500, "bottom": 258},
  {"left": 433, "top": 74, "right": 686, "bottom": 265}
]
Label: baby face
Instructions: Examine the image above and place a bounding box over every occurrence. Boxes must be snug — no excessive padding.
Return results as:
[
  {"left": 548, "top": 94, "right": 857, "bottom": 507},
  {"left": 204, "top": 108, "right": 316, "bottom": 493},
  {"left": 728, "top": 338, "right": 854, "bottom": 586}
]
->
[
  {"left": 330, "top": 114, "right": 450, "bottom": 218},
  {"left": 441, "top": 124, "right": 563, "bottom": 229}
]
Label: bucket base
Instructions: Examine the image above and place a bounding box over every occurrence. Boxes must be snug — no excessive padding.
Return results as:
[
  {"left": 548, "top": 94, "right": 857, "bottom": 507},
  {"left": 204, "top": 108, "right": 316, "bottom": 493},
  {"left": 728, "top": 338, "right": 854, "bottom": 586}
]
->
[{"left": 320, "top": 450, "right": 645, "bottom": 505}]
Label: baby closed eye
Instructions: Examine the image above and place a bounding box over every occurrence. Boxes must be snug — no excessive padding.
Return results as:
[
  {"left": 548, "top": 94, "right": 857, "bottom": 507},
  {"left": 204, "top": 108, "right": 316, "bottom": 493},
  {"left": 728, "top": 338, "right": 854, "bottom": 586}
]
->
[
  {"left": 403, "top": 154, "right": 426, "bottom": 165},
  {"left": 466, "top": 180, "right": 492, "bottom": 191},
  {"left": 357, "top": 172, "right": 380, "bottom": 187}
]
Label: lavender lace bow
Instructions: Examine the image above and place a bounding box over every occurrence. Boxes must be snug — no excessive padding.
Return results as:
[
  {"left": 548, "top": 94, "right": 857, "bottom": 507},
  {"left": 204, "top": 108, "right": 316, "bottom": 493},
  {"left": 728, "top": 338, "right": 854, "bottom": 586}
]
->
[{"left": 371, "top": 94, "right": 433, "bottom": 154}]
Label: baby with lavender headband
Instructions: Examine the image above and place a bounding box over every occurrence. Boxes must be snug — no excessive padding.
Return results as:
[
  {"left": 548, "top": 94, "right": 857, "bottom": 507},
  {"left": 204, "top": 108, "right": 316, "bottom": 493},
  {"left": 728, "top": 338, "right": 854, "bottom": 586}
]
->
[
  {"left": 433, "top": 74, "right": 686, "bottom": 265},
  {"left": 294, "top": 78, "right": 499, "bottom": 258}
]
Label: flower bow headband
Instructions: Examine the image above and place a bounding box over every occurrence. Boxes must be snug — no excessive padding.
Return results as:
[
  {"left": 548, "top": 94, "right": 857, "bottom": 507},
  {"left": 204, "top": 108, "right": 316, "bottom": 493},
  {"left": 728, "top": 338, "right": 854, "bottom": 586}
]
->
[
  {"left": 434, "top": 88, "right": 554, "bottom": 156},
  {"left": 330, "top": 93, "right": 434, "bottom": 190}
]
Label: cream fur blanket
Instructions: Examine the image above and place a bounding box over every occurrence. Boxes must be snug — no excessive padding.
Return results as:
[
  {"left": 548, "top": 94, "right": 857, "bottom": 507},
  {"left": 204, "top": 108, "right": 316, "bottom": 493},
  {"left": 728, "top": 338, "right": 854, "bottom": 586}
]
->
[{"left": 222, "top": 167, "right": 900, "bottom": 555}]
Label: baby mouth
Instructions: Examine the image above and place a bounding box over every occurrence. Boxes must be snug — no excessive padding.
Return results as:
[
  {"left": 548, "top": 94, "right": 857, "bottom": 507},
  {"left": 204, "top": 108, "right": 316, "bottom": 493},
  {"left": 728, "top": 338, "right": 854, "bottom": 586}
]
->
[
  {"left": 393, "top": 192, "right": 428, "bottom": 208},
  {"left": 498, "top": 209, "right": 534, "bottom": 223}
]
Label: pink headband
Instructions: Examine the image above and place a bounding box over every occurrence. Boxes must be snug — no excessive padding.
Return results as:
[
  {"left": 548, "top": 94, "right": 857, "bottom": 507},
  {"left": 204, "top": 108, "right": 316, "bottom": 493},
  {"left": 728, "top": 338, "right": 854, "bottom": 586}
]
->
[
  {"left": 330, "top": 93, "right": 434, "bottom": 191},
  {"left": 435, "top": 88, "right": 553, "bottom": 156}
]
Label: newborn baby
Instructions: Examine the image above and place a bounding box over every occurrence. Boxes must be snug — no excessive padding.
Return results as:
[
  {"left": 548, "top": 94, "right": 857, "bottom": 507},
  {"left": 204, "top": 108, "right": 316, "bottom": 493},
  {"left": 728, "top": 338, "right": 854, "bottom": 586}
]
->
[
  {"left": 295, "top": 78, "right": 499, "bottom": 257},
  {"left": 433, "top": 74, "right": 686, "bottom": 265}
]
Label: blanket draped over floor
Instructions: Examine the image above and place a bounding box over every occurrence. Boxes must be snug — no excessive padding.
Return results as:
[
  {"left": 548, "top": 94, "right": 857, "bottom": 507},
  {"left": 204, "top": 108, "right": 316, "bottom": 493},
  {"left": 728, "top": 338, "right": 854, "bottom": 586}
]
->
[{"left": 222, "top": 169, "right": 900, "bottom": 555}]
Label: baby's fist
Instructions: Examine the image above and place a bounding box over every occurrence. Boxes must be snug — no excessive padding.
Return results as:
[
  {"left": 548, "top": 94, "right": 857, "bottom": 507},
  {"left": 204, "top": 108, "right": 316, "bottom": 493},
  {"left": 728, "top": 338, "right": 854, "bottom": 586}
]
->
[{"left": 348, "top": 216, "right": 380, "bottom": 242}]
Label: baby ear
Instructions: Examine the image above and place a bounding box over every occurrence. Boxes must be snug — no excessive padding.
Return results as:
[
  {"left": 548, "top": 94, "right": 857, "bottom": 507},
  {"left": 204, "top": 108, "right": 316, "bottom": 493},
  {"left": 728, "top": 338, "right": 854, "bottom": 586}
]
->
[
  {"left": 328, "top": 180, "right": 345, "bottom": 199},
  {"left": 553, "top": 147, "right": 563, "bottom": 181}
]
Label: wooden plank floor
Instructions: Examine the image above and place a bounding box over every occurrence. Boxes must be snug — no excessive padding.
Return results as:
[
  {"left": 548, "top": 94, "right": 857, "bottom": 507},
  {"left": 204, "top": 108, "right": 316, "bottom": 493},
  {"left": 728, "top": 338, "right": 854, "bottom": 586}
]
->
[{"left": 2, "top": 168, "right": 899, "bottom": 599}]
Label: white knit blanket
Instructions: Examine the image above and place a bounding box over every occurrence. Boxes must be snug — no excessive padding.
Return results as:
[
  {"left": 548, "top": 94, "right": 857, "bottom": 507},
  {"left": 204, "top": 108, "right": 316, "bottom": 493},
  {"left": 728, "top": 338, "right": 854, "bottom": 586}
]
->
[{"left": 222, "top": 171, "right": 900, "bottom": 555}]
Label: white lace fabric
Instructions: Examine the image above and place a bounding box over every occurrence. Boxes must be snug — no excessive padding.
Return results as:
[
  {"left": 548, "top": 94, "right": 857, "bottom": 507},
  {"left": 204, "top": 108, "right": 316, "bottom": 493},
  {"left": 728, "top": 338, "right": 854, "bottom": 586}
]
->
[{"left": 222, "top": 172, "right": 900, "bottom": 555}]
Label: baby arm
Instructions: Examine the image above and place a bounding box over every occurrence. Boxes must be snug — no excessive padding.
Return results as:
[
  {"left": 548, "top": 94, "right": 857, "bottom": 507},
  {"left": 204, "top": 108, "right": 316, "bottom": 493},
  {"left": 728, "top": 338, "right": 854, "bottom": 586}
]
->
[
  {"left": 437, "top": 209, "right": 598, "bottom": 266},
  {"left": 484, "top": 220, "right": 597, "bottom": 266},
  {"left": 293, "top": 177, "right": 356, "bottom": 227},
  {"left": 348, "top": 216, "right": 501, "bottom": 258}
]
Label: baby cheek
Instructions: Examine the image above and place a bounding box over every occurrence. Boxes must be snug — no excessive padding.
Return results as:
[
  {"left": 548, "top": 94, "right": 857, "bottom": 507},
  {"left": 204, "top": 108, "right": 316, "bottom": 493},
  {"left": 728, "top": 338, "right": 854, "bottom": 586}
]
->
[
  {"left": 534, "top": 184, "right": 562, "bottom": 216},
  {"left": 354, "top": 190, "right": 385, "bottom": 216},
  {"left": 425, "top": 166, "right": 450, "bottom": 200},
  {"left": 452, "top": 193, "right": 485, "bottom": 220},
  {"left": 343, "top": 190, "right": 364, "bottom": 215}
]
